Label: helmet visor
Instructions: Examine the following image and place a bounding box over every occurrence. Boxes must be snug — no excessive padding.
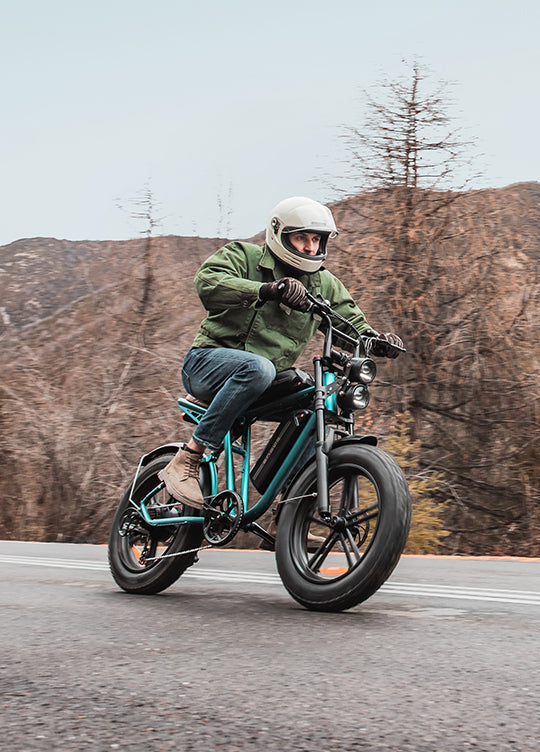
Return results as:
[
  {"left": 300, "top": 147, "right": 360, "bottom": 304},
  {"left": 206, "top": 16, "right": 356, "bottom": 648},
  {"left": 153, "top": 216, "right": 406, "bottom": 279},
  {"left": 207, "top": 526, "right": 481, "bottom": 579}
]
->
[{"left": 281, "top": 229, "right": 331, "bottom": 263}]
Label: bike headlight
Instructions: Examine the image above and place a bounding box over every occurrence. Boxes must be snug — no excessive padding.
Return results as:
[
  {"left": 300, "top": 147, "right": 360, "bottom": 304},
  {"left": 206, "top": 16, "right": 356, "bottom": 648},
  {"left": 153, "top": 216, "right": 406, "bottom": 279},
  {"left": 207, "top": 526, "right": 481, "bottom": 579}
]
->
[
  {"left": 349, "top": 357, "right": 377, "bottom": 384},
  {"left": 337, "top": 383, "right": 370, "bottom": 411}
]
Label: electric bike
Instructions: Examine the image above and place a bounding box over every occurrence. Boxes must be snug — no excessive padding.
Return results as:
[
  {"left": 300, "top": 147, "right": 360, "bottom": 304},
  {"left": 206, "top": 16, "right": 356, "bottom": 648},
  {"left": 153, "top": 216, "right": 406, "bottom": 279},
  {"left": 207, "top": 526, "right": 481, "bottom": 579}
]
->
[{"left": 108, "top": 294, "right": 411, "bottom": 612}]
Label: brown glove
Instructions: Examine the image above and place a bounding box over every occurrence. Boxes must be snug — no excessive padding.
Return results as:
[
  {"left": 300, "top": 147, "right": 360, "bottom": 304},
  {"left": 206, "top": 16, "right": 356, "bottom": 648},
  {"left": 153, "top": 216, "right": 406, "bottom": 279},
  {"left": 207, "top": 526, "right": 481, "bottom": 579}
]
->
[
  {"left": 259, "top": 277, "right": 310, "bottom": 312},
  {"left": 370, "top": 333, "right": 405, "bottom": 359}
]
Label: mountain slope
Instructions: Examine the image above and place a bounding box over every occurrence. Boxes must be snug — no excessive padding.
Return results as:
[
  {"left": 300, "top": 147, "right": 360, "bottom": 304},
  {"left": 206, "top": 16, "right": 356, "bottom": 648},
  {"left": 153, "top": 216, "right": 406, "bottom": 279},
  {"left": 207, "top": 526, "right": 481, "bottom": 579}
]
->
[{"left": 0, "top": 183, "right": 538, "bottom": 553}]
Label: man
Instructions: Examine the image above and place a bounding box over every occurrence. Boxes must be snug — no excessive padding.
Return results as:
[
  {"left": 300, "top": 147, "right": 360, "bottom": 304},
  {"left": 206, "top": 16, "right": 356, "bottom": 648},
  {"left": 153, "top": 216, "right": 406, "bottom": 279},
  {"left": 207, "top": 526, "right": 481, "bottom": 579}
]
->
[{"left": 159, "top": 196, "right": 403, "bottom": 507}]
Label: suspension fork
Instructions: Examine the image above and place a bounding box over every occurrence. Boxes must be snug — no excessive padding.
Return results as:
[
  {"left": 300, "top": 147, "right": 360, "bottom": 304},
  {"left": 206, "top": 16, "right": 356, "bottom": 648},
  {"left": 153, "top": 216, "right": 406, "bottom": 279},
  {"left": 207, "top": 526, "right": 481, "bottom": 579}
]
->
[{"left": 314, "top": 357, "right": 331, "bottom": 518}]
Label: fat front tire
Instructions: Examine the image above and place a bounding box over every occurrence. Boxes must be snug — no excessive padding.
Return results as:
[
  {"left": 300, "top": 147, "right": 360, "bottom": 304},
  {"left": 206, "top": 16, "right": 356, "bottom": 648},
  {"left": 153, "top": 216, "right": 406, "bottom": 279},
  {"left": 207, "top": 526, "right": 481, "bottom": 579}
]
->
[
  {"left": 108, "top": 453, "right": 204, "bottom": 595},
  {"left": 276, "top": 444, "right": 411, "bottom": 612}
]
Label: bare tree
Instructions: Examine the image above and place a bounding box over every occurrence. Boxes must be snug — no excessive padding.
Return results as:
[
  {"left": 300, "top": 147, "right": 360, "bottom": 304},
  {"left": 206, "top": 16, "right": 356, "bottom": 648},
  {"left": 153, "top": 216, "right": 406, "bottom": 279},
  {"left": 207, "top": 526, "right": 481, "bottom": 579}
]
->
[
  {"left": 0, "top": 184, "right": 183, "bottom": 543},
  {"left": 343, "top": 61, "right": 476, "bottom": 191},
  {"left": 79, "top": 183, "right": 164, "bottom": 496},
  {"left": 334, "top": 61, "right": 539, "bottom": 554}
]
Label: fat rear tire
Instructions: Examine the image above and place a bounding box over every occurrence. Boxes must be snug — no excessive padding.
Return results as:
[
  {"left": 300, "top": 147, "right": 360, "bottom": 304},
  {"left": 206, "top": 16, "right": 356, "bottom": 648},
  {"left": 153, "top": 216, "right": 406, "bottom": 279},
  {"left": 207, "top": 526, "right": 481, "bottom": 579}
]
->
[{"left": 108, "top": 453, "right": 205, "bottom": 594}]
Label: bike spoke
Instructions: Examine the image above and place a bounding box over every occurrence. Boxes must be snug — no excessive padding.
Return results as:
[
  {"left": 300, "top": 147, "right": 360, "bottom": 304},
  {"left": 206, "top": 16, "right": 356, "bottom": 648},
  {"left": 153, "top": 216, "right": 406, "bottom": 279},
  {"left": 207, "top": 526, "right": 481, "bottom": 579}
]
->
[
  {"left": 347, "top": 502, "right": 379, "bottom": 525},
  {"left": 306, "top": 533, "right": 336, "bottom": 571},
  {"left": 339, "top": 474, "right": 358, "bottom": 514},
  {"left": 339, "top": 532, "right": 356, "bottom": 568},
  {"left": 343, "top": 527, "right": 362, "bottom": 563}
]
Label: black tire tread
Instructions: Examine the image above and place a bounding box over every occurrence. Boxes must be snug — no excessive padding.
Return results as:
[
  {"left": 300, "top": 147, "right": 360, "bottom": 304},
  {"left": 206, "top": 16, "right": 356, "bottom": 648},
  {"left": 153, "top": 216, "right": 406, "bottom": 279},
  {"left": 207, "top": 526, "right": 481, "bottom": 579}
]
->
[
  {"left": 108, "top": 454, "right": 204, "bottom": 595},
  {"left": 275, "top": 444, "right": 411, "bottom": 612}
]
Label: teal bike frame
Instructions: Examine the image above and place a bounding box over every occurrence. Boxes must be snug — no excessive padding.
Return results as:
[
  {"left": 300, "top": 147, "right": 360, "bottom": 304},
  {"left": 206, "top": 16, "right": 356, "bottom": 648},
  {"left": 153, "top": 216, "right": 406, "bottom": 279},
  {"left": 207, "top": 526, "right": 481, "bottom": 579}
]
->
[
  {"left": 132, "top": 293, "right": 372, "bottom": 542},
  {"left": 133, "top": 367, "right": 339, "bottom": 536}
]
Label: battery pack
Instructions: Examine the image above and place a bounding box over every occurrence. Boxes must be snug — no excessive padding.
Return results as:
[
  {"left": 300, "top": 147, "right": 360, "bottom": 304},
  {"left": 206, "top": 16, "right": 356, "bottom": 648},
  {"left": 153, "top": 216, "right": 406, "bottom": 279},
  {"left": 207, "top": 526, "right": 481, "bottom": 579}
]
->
[{"left": 250, "top": 411, "right": 310, "bottom": 494}]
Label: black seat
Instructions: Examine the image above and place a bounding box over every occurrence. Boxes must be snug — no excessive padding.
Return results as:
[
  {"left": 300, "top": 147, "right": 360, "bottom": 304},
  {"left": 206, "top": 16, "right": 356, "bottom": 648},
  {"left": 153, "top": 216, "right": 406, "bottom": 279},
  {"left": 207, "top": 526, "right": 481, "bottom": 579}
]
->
[
  {"left": 248, "top": 367, "right": 314, "bottom": 411},
  {"left": 181, "top": 367, "right": 315, "bottom": 427}
]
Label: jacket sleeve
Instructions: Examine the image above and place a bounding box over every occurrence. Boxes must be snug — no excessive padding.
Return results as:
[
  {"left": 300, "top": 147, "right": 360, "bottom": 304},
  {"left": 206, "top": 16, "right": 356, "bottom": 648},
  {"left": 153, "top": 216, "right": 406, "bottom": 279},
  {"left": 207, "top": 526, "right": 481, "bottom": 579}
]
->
[{"left": 194, "top": 242, "right": 263, "bottom": 311}]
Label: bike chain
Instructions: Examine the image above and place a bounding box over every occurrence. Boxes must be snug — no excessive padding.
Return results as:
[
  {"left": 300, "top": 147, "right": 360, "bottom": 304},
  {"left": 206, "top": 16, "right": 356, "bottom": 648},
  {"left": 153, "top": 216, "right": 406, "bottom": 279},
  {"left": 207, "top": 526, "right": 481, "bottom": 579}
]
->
[
  {"left": 143, "top": 544, "right": 213, "bottom": 562},
  {"left": 140, "top": 492, "right": 318, "bottom": 562}
]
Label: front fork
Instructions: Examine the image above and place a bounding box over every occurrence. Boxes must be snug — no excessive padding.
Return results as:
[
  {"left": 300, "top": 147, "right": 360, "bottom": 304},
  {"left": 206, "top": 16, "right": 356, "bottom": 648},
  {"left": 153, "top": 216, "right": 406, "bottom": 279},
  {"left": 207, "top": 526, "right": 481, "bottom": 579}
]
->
[{"left": 314, "top": 357, "right": 334, "bottom": 520}]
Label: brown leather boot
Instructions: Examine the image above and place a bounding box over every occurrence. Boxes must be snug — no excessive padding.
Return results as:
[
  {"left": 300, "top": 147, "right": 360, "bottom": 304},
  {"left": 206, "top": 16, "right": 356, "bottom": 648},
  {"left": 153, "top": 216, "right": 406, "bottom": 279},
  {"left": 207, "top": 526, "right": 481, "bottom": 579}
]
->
[{"left": 158, "top": 445, "right": 204, "bottom": 509}]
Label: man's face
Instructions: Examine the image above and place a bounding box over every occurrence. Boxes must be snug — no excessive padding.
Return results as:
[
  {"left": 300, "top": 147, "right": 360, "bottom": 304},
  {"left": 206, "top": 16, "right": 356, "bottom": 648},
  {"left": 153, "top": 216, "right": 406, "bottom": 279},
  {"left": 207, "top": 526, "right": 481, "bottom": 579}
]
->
[{"left": 288, "top": 231, "right": 321, "bottom": 256}]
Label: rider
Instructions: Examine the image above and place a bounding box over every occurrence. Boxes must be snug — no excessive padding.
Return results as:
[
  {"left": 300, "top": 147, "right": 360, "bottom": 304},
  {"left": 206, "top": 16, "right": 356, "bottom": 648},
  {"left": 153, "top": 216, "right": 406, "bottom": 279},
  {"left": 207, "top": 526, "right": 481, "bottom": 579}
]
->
[{"left": 159, "top": 196, "right": 403, "bottom": 508}]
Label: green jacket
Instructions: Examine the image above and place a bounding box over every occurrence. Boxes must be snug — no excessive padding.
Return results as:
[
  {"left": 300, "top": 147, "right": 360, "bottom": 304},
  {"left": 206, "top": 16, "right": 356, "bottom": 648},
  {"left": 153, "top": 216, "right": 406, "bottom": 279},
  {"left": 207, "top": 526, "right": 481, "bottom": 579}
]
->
[{"left": 192, "top": 241, "right": 375, "bottom": 372}]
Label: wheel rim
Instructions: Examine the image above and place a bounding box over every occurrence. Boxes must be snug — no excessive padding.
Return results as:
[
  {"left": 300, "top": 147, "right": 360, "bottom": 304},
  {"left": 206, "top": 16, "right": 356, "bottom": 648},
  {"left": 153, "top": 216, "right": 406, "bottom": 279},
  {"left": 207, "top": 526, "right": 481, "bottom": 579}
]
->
[{"left": 289, "top": 462, "right": 381, "bottom": 583}]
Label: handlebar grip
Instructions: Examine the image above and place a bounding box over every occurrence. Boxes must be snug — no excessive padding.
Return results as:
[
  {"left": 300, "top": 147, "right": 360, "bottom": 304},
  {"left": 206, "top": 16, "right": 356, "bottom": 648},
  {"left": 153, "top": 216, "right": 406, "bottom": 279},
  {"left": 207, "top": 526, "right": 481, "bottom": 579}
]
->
[
  {"left": 363, "top": 336, "right": 406, "bottom": 357},
  {"left": 277, "top": 281, "right": 313, "bottom": 312}
]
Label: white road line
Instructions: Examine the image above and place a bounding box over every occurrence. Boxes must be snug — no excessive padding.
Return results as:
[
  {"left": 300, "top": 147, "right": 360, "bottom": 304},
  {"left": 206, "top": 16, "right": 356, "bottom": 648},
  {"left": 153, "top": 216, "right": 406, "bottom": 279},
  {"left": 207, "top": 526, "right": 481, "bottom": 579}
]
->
[
  {"left": 1, "top": 555, "right": 109, "bottom": 571},
  {"left": 2, "top": 554, "right": 539, "bottom": 605},
  {"left": 381, "top": 586, "right": 540, "bottom": 606}
]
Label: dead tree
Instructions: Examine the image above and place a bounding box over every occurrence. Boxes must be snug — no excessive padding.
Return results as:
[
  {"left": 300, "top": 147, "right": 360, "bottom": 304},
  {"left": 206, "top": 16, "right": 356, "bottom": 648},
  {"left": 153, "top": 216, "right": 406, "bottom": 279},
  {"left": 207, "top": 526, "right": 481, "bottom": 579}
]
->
[{"left": 336, "top": 62, "right": 539, "bottom": 554}]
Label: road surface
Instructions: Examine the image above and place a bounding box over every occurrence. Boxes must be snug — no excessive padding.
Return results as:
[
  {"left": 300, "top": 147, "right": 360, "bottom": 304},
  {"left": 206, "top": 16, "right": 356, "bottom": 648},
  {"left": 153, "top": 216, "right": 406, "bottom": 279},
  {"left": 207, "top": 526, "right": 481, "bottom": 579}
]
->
[{"left": 1, "top": 540, "right": 538, "bottom": 751}]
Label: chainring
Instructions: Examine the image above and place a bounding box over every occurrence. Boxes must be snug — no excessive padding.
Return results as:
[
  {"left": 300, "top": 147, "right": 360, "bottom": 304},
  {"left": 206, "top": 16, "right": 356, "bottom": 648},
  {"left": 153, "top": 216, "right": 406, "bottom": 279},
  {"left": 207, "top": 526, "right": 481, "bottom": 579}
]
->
[{"left": 202, "top": 490, "right": 244, "bottom": 547}]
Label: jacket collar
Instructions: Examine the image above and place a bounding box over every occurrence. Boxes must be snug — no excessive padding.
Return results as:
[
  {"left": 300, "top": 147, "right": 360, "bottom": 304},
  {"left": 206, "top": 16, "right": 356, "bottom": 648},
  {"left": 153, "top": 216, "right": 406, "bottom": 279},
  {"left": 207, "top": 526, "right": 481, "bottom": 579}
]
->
[
  {"left": 258, "top": 244, "right": 279, "bottom": 276},
  {"left": 259, "top": 244, "right": 322, "bottom": 287}
]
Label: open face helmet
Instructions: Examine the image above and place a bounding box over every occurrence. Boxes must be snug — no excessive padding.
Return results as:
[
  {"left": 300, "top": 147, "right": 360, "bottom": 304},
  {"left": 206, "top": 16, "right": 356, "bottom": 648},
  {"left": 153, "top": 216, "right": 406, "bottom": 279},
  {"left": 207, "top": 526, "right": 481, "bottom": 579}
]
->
[{"left": 266, "top": 196, "right": 338, "bottom": 273}]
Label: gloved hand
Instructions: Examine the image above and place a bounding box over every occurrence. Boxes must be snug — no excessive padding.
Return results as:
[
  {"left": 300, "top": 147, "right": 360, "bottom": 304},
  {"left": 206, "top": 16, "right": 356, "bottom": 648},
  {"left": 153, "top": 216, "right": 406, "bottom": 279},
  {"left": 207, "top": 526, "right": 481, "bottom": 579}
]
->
[
  {"left": 369, "top": 332, "right": 404, "bottom": 359},
  {"left": 259, "top": 277, "right": 310, "bottom": 312}
]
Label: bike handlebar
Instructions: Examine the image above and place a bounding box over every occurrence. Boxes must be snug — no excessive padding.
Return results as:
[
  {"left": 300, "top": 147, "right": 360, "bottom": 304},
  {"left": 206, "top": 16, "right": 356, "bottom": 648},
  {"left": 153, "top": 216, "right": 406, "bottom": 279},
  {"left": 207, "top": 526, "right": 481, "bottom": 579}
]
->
[
  {"left": 305, "top": 292, "right": 406, "bottom": 357},
  {"left": 275, "top": 285, "right": 405, "bottom": 357}
]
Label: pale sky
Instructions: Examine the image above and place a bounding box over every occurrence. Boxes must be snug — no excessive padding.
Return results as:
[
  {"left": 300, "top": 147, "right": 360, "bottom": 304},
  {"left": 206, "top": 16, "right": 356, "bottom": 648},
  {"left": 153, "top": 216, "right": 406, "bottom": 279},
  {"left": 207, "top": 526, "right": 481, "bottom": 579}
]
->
[{"left": 1, "top": 0, "right": 539, "bottom": 245}]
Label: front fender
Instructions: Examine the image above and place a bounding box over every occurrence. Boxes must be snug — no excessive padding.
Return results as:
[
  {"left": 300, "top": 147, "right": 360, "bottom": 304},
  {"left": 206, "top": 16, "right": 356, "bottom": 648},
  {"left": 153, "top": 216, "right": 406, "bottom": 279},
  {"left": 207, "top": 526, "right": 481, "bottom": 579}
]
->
[{"left": 332, "top": 433, "right": 378, "bottom": 449}]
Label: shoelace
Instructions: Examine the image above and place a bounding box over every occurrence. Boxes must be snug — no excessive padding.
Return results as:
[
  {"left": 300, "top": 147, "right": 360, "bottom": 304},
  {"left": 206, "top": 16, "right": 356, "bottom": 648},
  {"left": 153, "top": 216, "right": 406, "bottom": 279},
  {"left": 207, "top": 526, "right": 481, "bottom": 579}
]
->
[{"left": 184, "top": 450, "right": 202, "bottom": 479}]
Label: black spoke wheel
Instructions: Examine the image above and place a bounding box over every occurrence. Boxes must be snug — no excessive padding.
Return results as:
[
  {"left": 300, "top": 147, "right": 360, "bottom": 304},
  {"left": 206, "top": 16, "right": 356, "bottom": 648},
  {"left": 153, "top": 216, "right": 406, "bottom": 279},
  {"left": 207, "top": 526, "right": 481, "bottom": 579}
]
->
[
  {"left": 108, "top": 453, "right": 205, "bottom": 594},
  {"left": 276, "top": 444, "right": 411, "bottom": 612}
]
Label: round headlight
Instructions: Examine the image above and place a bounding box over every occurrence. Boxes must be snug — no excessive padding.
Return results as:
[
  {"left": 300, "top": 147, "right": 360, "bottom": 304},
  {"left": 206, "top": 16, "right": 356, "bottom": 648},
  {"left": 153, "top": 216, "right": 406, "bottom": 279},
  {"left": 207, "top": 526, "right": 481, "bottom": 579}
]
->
[
  {"left": 337, "top": 383, "right": 370, "bottom": 411},
  {"left": 349, "top": 357, "right": 377, "bottom": 384}
]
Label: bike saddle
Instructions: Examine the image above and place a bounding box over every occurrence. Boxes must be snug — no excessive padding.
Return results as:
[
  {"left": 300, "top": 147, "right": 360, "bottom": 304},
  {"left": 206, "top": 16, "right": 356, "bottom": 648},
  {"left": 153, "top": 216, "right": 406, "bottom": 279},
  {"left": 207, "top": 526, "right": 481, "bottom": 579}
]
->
[
  {"left": 249, "top": 367, "right": 314, "bottom": 410},
  {"left": 185, "top": 394, "right": 210, "bottom": 408}
]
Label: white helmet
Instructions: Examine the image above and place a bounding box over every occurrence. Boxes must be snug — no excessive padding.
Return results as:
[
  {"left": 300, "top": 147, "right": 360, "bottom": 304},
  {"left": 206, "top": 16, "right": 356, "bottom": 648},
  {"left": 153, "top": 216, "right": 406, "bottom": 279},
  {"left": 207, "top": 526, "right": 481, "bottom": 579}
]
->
[{"left": 266, "top": 196, "right": 338, "bottom": 273}]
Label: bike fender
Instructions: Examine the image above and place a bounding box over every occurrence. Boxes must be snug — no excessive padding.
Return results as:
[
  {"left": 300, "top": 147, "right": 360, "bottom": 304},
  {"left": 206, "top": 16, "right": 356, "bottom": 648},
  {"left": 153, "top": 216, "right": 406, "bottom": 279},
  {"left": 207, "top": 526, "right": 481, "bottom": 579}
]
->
[
  {"left": 139, "top": 443, "right": 184, "bottom": 467},
  {"left": 332, "top": 434, "right": 378, "bottom": 449}
]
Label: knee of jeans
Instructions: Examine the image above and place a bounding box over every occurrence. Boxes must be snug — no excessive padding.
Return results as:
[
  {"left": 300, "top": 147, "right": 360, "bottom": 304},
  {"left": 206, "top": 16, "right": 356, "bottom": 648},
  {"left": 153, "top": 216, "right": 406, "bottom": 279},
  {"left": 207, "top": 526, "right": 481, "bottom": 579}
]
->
[{"left": 248, "top": 357, "right": 276, "bottom": 387}]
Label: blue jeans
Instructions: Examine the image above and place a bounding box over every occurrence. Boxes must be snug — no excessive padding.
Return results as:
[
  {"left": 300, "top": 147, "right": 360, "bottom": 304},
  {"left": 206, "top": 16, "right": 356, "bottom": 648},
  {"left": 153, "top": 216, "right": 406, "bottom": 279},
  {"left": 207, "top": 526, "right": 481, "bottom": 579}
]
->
[{"left": 181, "top": 348, "right": 276, "bottom": 451}]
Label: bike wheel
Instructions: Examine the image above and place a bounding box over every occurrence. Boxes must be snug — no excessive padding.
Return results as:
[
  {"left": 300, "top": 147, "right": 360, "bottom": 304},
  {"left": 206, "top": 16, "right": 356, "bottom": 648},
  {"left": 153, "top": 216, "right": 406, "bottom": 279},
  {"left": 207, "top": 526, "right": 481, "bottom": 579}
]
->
[
  {"left": 108, "top": 453, "right": 205, "bottom": 594},
  {"left": 275, "top": 444, "right": 411, "bottom": 612}
]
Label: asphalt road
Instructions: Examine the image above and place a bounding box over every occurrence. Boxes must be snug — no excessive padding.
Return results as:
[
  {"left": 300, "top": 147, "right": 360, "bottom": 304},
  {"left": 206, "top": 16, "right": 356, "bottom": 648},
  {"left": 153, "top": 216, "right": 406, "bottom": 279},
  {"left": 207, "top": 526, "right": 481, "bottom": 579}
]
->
[{"left": 1, "top": 540, "right": 539, "bottom": 752}]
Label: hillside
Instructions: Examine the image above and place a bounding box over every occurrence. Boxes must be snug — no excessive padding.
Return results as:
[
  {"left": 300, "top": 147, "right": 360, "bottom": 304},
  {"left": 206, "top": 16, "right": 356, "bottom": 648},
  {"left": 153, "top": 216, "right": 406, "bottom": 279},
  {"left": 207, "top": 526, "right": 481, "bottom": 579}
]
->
[
  {"left": 0, "top": 235, "right": 222, "bottom": 333},
  {"left": 0, "top": 183, "right": 538, "bottom": 553}
]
